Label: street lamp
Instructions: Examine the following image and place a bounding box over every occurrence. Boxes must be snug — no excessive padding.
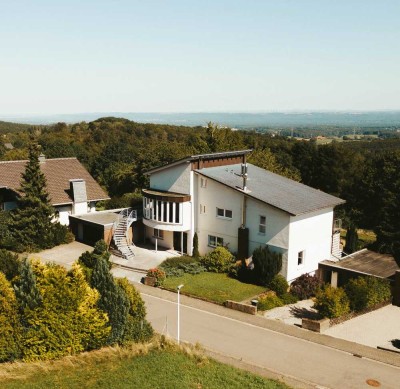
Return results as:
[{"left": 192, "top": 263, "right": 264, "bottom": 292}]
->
[{"left": 177, "top": 284, "right": 184, "bottom": 344}]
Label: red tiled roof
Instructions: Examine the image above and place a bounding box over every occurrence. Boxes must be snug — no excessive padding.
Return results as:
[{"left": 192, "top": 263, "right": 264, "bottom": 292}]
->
[{"left": 0, "top": 158, "right": 109, "bottom": 205}]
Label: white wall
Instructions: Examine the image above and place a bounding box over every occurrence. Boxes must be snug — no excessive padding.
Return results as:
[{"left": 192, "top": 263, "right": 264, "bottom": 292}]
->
[
  {"left": 196, "top": 176, "right": 243, "bottom": 255},
  {"left": 145, "top": 226, "right": 174, "bottom": 250},
  {"left": 56, "top": 205, "right": 72, "bottom": 226},
  {"left": 286, "top": 208, "right": 334, "bottom": 282},
  {"left": 150, "top": 163, "right": 191, "bottom": 194},
  {"left": 73, "top": 201, "right": 88, "bottom": 215}
]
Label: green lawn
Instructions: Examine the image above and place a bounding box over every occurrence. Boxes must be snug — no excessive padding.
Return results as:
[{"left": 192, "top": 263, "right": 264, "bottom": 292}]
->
[
  {"left": 163, "top": 272, "right": 266, "bottom": 304},
  {"left": 0, "top": 340, "right": 289, "bottom": 389}
]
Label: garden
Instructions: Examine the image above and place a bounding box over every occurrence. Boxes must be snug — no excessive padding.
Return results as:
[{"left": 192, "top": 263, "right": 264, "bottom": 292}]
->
[{"left": 145, "top": 237, "right": 393, "bottom": 325}]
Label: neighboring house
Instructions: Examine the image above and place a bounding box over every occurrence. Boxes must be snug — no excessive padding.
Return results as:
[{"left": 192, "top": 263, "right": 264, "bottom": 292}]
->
[
  {"left": 0, "top": 155, "right": 109, "bottom": 225},
  {"left": 143, "top": 150, "right": 345, "bottom": 282}
]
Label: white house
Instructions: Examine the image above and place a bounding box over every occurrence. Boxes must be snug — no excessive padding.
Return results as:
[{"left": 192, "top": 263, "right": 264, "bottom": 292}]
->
[
  {"left": 0, "top": 155, "right": 109, "bottom": 225},
  {"left": 142, "top": 150, "right": 345, "bottom": 282}
]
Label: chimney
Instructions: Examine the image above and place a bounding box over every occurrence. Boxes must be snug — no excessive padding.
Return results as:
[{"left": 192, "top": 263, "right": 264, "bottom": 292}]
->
[
  {"left": 69, "top": 179, "right": 87, "bottom": 203},
  {"left": 39, "top": 153, "right": 46, "bottom": 163},
  {"left": 241, "top": 163, "right": 248, "bottom": 191}
]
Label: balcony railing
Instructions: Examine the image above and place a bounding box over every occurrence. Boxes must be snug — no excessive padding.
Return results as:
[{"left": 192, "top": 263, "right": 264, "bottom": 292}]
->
[{"left": 333, "top": 218, "right": 342, "bottom": 231}]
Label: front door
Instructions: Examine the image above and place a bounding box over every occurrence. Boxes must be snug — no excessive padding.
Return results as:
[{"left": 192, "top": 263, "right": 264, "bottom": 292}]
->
[{"left": 173, "top": 231, "right": 188, "bottom": 254}]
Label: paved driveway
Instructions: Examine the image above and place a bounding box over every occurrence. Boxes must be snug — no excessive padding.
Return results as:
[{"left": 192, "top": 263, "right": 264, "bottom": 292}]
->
[
  {"left": 28, "top": 241, "right": 92, "bottom": 269},
  {"left": 325, "top": 304, "right": 400, "bottom": 352}
]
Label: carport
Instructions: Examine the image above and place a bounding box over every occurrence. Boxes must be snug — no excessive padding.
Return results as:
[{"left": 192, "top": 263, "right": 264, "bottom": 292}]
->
[{"left": 319, "top": 249, "right": 399, "bottom": 287}]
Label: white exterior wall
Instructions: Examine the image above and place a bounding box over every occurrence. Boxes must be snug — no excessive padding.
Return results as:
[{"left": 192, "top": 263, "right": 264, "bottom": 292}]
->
[
  {"left": 196, "top": 177, "right": 243, "bottom": 254},
  {"left": 150, "top": 163, "right": 191, "bottom": 194},
  {"left": 286, "top": 208, "right": 334, "bottom": 282},
  {"left": 143, "top": 202, "right": 192, "bottom": 232},
  {"left": 246, "top": 198, "right": 290, "bottom": 279},
  {"left": 145, "top": 227, "right": 174, "bottom": 250},
  {"left": 56, "top": 205, "right": 72, "bottom": 226},
  {"left": 73, "top": 201, "right": 88, "bottom": 215}
]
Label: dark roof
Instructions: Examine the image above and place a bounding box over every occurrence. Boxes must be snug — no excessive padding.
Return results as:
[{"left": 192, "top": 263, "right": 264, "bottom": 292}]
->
[
  {"left": 196, "top": 163, "right": 345, "bottom": 215},
  {"left": 145, "top": 150, "right": 252, "bottom": 174},
  {"left": 320, "top": 249, "right": 399, "bottom": 279},
  {"left": 0, "top": 158, "right": 109, "bottom": 205}
]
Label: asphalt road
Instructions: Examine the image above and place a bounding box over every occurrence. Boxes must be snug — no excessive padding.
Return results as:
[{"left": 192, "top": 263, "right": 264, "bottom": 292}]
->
[{"left": 142, "top": 293, "right": 400, "bottom": 389}]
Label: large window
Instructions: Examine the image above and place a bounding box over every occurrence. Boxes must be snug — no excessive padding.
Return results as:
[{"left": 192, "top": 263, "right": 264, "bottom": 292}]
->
[
  {"left": 208, "top": 235, "right": 223, "bottom": 247},
  {"left": 259, "top": 215, "right": 266, "bottom": 234},
  {"left": 298, "top": 250, "right": 305, "bottom": 266},
  {"left": 216, "top": 208, "right": 232, "bottom": 219}
]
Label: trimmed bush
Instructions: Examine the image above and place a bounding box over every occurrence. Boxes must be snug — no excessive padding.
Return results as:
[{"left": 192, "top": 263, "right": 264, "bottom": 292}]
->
[
  {"left": 280, "top": 292, "right": 299, "bottom": 305},
  {"left": 257, "top": 293, "right": 284, "bottom": 311},
  {"left": 345, "top": 276, "right": 391, "bottom": 312},
  {"left": 200, "top": 247, "right": 235, "bottom": 273},
  {"left": 146, "top": 268, "right": 166, "bottom": 286},
  {"left": 290, "top": 274, "right": 323, "bottom": 300},
  {"left": 252, "top": 246, "right": 282, "bottom": 286},
  {"left": 269, "top": 274, "right": 289, "bottom": 297},
  {"left": 0, "top": 272, "right": 22, "bottom": 362},
  {"left": 314, "top": 285, "right": 350, "bottom": 319},
  {"left": 159, "top": 255, "right": 205, "bottom": 277},
  {"left": 192, "top": 232, "right": 200, "bottom": 258}
]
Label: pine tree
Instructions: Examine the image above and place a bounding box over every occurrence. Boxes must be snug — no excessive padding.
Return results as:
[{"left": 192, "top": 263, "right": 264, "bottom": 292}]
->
[
  {"left": 13, "top": 258, "right": 42, "bottom": 314},
  {"left": 344, "top": 224, "right": 358, "bottom": 254},
  {"left": 9, "top": 141, "right": 55, "bottom": 251},
  {"left": 90, "top": 257, "right": 130, "bottom": 344},
  {"left": 192, "top": 232, "right": 200, "bottom": 258}
]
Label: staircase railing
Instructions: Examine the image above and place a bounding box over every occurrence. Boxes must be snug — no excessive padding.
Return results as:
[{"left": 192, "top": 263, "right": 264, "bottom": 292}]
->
[{"left": 112, "top": 208, "right": 137, "bottom": 260}]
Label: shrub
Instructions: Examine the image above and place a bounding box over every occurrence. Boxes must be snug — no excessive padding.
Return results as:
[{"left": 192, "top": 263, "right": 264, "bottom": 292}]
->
[
  {"left": 280, "top": 292, "right": 299, "bottom": 305},
  {"left": 200, "top": 247, "right": 235, "bottom": 273},
  {"left": 268, "top": 274, "right": 289, "bottom": 297},
  {"left": 0, "top": 272, "right": 22, "bottom": 362},
  {"left": 344, "top": 224, "right": 359, "bottom": 254},
  {"left": 159, "top": 256, "right": 206, "bottom": 276},
  {"left": 0, "top": 249, "right": 20, "bottom": 281},
  {"left": 257, "top": 292, "right": 284, "bottom": 311},
  {"left": 345, "top": 276, "right": 391, "bottom": 312},
  {"left": 146, "top": 268, "right": 166, "bottom": 286},
  {"left": 252, "top": 246, "right": 282, "bottom": 286},
  {"left": 314, "top": 285, "right": 350, "bottom": 319},
  {"left": 290, "top": 274, "right": 323, "bottom": 300}
]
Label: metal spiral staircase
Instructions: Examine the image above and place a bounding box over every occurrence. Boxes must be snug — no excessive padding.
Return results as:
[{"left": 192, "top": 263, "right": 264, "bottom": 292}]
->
[{"left": 112, "top": 208, "right": 137, "bottom": 260}]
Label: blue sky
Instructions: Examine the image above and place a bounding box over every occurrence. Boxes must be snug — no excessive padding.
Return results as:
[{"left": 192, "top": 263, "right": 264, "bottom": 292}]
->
[{"left": 1, "top": 0, "right": 399, "bottom": 114}]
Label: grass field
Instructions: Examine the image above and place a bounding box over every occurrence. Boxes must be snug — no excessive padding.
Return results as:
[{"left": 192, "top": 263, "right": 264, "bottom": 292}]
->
[
  {"left": 0, "top": 339, "right": 289, "bottom": 389},
  {"left": 163, "top": 272, "right": 266, "bottom": 304}
]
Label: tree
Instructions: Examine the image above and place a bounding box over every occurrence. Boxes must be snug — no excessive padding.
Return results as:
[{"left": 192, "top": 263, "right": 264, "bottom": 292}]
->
[
  {"left": 0, "top": 249, "right": 20, "bottom": 281},
  {"left": 344, "top": 224, "right": 358, "bottom": 254},
  {"left": 13, "top": 258, "right": 42, "bottom": 315},
  {"left": 192, "top": 232, "right": 200, "bottom": 258},
  {"left": 252, "top": 246, "right": 282, "bottom": 286},
  {"left": 90, "top": 257, "right": 130, "bottom": 344},
  {"left": 8, "top": 141, "right": 69, "bottom": 251}
]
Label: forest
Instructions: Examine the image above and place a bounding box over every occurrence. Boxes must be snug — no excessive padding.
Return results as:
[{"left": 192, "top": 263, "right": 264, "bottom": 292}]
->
[{"left": 1, "top": 117, "right": 399, "bottom": 260}]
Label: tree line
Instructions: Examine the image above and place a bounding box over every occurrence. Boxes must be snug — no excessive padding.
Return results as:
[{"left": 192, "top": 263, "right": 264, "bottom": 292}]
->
[{"left": 1, "top": 118, "right": 399, "bottom": 260}]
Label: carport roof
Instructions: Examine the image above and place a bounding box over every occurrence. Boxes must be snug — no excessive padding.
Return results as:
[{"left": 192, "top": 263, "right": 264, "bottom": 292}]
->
[
  {"left": 69, "top": 211, "right": 120, "bottom": 226},
  {"left": 320, "top": 249, "right": 399, "bottom": 279}
]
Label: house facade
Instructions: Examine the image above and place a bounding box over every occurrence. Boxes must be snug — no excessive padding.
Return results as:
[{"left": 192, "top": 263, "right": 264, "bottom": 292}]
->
[
  {"left": 143, "top": 150, "right": 344, "bottom": 282},
  {"left": 0, "top": 155, "right": 109, "bottom": 225}
]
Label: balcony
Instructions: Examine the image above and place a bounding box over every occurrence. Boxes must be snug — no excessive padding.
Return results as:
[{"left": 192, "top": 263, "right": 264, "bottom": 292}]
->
[{"left": 142, "top": 189, "right": 191, "bottom": 232}]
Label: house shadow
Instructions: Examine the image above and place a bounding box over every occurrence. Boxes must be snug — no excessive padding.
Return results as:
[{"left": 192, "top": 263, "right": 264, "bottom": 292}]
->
[
  {"left": 390, "top": 339, "right": 400, "bottom": 349},
  {"left": 289, "top": 306, "right": 321, "bottom": 320}
]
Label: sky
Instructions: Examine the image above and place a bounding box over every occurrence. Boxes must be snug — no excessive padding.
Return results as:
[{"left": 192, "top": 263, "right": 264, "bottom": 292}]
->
[{"left": 1, "top": 0, "right": 400, "bottom": 114}]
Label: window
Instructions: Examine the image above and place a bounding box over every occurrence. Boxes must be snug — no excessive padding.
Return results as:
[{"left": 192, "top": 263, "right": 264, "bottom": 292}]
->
[
  {"left": 201, "top": 178, "right": 207, "bottom": 188},
  {"left": 208, "top": 235, "right": 223, "bottom": 247},
  {"left": 298, "top": 250, "right": 304, "bottom": 266},
  {"left": 259, "top": 215, "right": 266, "bottom": 234},
  {"left": 154, "top": 228, "right": 163, "bottom": 239},
  {"left": 200, "top": 204, "right": 206, "bottom": 214},
  {"left": 216, "top": 208, "right": 232, "bottom": 219}
]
